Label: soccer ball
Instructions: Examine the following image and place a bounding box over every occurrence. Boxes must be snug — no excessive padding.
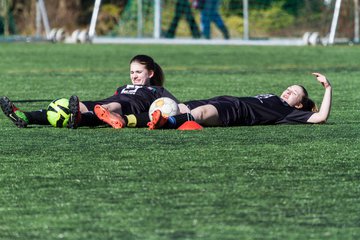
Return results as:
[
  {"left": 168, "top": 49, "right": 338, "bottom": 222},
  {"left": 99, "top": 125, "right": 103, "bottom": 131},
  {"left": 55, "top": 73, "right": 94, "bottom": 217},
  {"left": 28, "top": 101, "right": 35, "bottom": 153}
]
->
[
  {"left": 149, "top": 97, "right": 180, "bottom": 120},
  {"left": 47, "top": 98, "right": 71, "bottom": 128}
]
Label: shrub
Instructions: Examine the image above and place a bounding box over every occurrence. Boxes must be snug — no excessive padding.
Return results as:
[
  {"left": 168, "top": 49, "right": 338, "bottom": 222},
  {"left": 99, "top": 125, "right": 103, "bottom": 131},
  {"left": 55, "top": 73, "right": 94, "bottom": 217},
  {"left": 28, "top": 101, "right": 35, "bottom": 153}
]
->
[{"left": 249, "top": 1, "right": 295, "bottom": 37}]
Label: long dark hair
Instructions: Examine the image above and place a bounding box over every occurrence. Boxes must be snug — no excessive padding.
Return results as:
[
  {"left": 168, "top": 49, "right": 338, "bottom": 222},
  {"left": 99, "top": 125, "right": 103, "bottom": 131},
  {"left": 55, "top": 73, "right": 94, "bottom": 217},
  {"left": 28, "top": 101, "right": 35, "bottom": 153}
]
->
[
  {"left": 298, "top": 85, "right": 318, "bottom": 112},
  {"left": 130, "top": 55, "right": 165, "bottom": 86}
]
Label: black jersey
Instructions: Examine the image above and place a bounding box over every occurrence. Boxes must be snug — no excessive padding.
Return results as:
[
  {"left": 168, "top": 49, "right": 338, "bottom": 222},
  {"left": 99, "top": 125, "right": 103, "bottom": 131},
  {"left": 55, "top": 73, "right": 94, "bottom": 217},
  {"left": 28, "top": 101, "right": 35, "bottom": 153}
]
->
[
  {"left": 184, "top": 95, "right": 314, "bottom": 126},
  {"left": 83, "top": 85, "right": 179, "bottom": 115}
]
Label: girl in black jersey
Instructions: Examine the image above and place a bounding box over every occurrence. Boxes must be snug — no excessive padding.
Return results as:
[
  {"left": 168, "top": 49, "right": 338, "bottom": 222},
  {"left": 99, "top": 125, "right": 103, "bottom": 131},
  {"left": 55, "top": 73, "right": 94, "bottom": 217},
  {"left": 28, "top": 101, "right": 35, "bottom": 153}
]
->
[
  {"left": 0, "top": 55, "right": 179, "bottom": 128},
  {"left": 148, "top": 72, "right": 332, "bottom": 129},
  {"left": 69, "top": 54, "right": 180, "bottom": 128}
]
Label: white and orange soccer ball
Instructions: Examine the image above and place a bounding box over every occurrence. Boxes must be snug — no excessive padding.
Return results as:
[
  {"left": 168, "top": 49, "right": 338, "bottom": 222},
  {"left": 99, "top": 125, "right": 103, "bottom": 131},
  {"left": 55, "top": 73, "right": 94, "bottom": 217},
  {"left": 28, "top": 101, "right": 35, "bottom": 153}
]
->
[{"left": 149, "top": 97, "right": 180, "bottom": 120}]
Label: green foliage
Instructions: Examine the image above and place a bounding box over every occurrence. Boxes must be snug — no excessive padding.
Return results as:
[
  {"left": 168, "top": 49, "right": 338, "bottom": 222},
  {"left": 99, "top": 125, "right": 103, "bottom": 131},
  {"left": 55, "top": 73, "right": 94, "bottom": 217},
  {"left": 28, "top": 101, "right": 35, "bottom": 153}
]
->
[
  {"left": 0, "top": 1, "right": 16, "bottom": 35},
  {"left": 112, "top": 0, "right": 155, "bottom": 37},
  {"left": 97, "top": 4, "right": 123, "bottom": 35},
  {"left": 223, "top": 15, "right": 243, "bottom": 38},
  {"left": 1, "top": 43, "right": 360, "bottom": 239},
  {"left": 222, "top": 0, "right": 320, "bottom": 16},
  {"left": 249, "top": 1, "right": 295, "bottom": 37},
  {"left": 221, "top": 0, "right": 328, "bottom": 38}
]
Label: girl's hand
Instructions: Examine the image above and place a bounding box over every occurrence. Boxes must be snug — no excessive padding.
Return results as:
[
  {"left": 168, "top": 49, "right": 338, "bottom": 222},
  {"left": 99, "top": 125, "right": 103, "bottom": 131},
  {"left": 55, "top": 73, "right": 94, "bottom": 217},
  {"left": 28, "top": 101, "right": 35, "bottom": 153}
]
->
[{"left": 312, "top": 72, "right": 331, "bottom": 89}]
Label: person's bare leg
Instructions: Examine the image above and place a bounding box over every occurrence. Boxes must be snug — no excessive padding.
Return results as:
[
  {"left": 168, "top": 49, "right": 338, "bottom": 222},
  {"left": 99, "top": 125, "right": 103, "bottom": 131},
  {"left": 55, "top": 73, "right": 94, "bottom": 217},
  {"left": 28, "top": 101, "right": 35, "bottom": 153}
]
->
[
  {"left": 101, "top": 102, "right": 123, "bottom": 115},
  {"left": 190, "top": 104, "right": 221, "bottom": 126},
  {"left": 79, "top": 102, "right": 89, "bottom": 113},
  {"left": 178, "top": 103, "right": 190, "bottom": 114}
]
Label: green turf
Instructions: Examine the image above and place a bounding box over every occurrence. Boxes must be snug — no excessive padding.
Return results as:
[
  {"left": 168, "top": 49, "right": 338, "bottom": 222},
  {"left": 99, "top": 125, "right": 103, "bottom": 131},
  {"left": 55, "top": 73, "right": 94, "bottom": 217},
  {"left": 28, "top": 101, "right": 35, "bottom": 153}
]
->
[{"left": 0, "top": 43, "right": 360, "bottom": 239}]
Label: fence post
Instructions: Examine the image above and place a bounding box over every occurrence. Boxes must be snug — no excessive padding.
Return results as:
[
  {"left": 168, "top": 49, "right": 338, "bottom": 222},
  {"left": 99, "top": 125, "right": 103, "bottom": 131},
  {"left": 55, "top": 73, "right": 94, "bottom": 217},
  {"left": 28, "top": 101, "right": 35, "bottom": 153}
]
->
[
  {"left": 354, "top": 0, "right": 359, "bottom": 43},
  {"left": 328, "top": 0, "right": 342, "bottom": 45},
  {"left": 154, "top": 0, "right": 161, "bottom": 39},
  {"left": 243, "top": 0, "right": 249, "bottom": 40},
  {"left": 1, "top": 0, "right": 10, "bottom": 35},
  {"left": 89, "top": 0, "right": 102, "bottom": 40}
]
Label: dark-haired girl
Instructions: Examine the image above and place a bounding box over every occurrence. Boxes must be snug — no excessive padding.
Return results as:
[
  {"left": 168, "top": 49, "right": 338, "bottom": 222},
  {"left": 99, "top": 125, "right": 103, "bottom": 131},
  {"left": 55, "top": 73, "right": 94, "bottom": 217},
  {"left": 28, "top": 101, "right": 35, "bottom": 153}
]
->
[{"left": 1, "top": 55, "right": 179, "bottom": 128}]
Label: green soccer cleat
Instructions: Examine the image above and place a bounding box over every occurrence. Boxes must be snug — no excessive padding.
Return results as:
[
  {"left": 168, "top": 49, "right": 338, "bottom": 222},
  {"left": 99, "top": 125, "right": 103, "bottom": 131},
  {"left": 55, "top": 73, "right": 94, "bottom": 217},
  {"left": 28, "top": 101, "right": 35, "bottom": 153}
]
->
[
  {"left": 0, "top": 96, "right": 29, "bottom": 128},
  {"left": 67, "top": 95, "right": 81, "bottom": 129}
]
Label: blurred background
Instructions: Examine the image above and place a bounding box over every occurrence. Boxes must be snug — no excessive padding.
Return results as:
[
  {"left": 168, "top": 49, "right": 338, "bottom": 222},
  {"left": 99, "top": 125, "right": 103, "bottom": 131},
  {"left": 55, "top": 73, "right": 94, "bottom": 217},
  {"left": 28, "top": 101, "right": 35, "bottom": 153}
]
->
[{"left": 0, "top": 0, "right": 359, "bottom": 42}]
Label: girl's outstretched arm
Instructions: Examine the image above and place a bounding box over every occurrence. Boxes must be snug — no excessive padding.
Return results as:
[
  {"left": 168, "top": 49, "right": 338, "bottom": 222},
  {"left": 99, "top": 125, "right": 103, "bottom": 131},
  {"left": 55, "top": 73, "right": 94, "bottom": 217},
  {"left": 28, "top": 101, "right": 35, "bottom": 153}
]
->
[{"left": 307, "top": 73, "right": 332, "bottom": 123}]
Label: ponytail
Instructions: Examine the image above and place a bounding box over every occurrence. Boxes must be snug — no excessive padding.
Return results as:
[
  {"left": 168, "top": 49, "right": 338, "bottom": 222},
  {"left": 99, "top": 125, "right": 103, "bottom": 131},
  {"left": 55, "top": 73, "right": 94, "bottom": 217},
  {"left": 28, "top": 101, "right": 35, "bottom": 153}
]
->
[
  {"left": 301, "top": 97, "right": 318, "bottom": 112},
  {"left": 150, "top": 62, "right": 165, "bottom": 86},
  {"left": 298, "top": 85, "right": 318, "bottom": 112}
]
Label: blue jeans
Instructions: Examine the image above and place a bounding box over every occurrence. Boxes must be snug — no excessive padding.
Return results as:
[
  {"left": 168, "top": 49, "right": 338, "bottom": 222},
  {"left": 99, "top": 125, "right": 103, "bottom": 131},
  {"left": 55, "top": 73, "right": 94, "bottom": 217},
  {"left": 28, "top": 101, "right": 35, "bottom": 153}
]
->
[{"left": 200, "top": 0, "right": 229, "bottom": 39}]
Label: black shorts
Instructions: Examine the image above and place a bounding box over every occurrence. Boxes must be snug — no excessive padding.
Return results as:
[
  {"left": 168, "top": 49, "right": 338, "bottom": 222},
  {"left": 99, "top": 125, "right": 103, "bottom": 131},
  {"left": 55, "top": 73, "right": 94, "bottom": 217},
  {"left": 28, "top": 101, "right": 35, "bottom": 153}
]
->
[{"left": 185, "top": 96, "right": 243, "bottom": 126}]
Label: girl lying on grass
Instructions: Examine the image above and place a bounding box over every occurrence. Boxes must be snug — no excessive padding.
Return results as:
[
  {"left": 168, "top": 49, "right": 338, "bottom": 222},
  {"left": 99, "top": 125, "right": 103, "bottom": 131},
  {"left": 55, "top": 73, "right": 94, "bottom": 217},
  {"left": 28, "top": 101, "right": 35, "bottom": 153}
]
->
[
  {"left": 0, "top": 55, "right": 180, "bottom": 129},
  {"left": 148, "top": 72, "right": 332, "bottom": 129}
]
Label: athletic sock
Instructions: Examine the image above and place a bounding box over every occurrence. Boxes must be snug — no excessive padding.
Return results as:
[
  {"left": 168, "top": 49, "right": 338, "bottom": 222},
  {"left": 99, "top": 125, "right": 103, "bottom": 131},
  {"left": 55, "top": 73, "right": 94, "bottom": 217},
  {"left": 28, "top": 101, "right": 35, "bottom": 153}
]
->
[
  {"left": 126, "top": 112, "right": 150, "bottom": 128},
  {"left": 25, "top": 110, "right": 49, "bottom": 125},
  {"left": 79, "top": 112, "right": 104, "bottom": 127},
  {"left": 165, "top": 113, "right": 195, "bottom": 129}
]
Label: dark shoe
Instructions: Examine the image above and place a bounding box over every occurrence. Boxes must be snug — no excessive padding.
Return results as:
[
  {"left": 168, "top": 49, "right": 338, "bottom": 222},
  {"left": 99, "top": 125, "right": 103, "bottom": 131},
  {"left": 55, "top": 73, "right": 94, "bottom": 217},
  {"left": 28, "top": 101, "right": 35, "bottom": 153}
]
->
[
  {"left": 68, "top": 95, "right": 81, "bottom": 129},
  {"left": 0, "top": 96, "right": 28, "bottom": 128}
]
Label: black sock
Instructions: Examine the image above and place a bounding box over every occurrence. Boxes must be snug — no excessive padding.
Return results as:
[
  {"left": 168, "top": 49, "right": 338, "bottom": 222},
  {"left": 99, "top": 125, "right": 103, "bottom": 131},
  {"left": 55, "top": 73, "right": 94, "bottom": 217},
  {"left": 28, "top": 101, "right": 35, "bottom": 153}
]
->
[
  {"left": 25, "top": 110, "right": 49, "bottom": 125},
  {"left": 165, "top": 113, "right": 195, "bottom": 129},
  {"left": 79, "top": 112, "right": 104, "bottom": 127}
]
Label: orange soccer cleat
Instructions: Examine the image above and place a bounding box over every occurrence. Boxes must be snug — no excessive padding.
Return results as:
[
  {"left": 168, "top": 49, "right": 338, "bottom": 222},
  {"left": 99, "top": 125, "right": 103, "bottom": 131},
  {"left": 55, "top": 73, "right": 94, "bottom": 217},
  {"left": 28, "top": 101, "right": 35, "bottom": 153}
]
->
[
  {"left": 94, "top": 105, "right": 125, "bottom": 129},
  {"left": 147, "top": 110, "right": 168, "bottom": 130}
]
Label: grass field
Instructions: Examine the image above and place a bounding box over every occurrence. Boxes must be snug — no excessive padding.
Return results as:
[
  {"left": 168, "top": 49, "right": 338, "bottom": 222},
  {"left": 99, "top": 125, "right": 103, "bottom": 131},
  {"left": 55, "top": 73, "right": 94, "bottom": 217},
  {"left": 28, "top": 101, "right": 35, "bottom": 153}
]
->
[{"left": 0, "top": 43, "right": 360, "bottom": 239}]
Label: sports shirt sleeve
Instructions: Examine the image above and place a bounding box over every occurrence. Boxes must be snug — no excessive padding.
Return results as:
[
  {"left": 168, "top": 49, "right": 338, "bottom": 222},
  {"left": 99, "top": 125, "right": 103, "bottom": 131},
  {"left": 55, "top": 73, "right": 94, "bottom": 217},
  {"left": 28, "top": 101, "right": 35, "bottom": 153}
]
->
[{"left": 277, "top": 110, "right": 315, "bottom": 124}]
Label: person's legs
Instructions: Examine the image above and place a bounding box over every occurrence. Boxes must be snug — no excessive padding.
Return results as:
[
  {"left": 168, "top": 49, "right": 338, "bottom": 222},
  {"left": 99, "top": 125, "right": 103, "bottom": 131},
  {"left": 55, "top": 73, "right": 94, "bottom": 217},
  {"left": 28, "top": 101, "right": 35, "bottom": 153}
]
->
[
  {"left": 79, "top": 101, "right": 89, "bottom": 112},
  {"left": 148, "top": 104, "right": 221, "bottom": 129},
  {"left": 94, "top": 105, "right": 125, "bottom": 129},
  {"left": 211, "top": 12, "right": 229, "bottom": 39},
  {"left": 148, "top": 110, "right": 196, "bottom": 130},
  {"left": 183, "top": 1, "right": 201, "bottom": 38},
  {"left": 0, "top": 96, "right": 50, "bottom": 127},
  {"left": 190, "top": 104, "right": 221, "bottom": 126},
  {"left": 124, "top": 112, "right": 150, "bottom": 128},
  {"left": 114, "top": 104, "right": 190, "bottom": 129},
  {"left": 0, "top": 96, "right": 29, "bottom": 127},
  {"left": 68, "top": 95, "right": 104, "bottom": 128},
  {"left": 207, "top": 0, "right": 229, "bottom": 39},
  {"left": 178, "top": 103, "right": 191, "bottom": 113},
  {"left": 200, "top": 7, "right": 211, "bottom": 39},
  {"left": 24, "top": 110, "right": 48, "bottom": 125},
  {"left": 100, "top": 102, "right": 123, "bottom": 115},
  {"left": 165, "top": 0, "right": 183, "bottom": 38}
]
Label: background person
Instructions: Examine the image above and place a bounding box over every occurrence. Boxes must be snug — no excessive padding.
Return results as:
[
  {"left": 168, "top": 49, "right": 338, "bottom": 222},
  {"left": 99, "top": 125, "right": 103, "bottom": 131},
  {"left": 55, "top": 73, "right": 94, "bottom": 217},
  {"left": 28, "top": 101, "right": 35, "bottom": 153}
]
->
[
  {"left": 165, "top": 0, "right": 201, "bottom": 39},
  {"left": 200, "top": 0, "right": 229, "bottom": 39}
]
